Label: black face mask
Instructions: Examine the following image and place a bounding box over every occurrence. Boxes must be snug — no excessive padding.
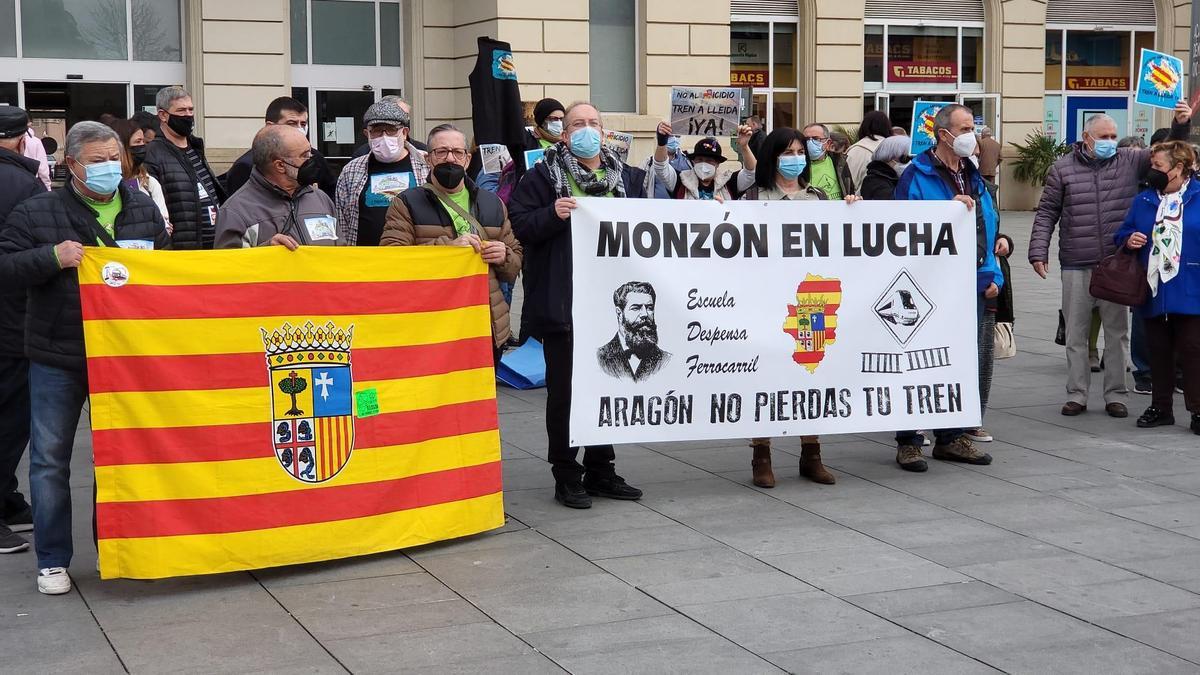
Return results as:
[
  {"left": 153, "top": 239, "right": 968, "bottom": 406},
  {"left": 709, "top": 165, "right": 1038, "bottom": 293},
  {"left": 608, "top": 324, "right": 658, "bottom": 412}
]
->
[
  {"left": 284, "top": 156, "right": 322, "bottom": 186},
  {"left": 1146, "top": 168, "right": 1172, "bottom": 192},
  {"left": 129, "top": 144, "right": 147, "bottom": 167},
  {"left": 166, "top": 113, "right": 194, "bottom": 137},
  {"left": 433, "top": 162, "right": 466, "bottom": 189}
]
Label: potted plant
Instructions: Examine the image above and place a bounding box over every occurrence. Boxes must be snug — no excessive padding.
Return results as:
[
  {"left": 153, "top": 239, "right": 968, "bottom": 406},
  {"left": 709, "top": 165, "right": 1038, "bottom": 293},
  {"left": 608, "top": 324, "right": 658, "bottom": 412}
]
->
[{"left": 1010, "top": 129, "right": 1070, "bottom": 187}]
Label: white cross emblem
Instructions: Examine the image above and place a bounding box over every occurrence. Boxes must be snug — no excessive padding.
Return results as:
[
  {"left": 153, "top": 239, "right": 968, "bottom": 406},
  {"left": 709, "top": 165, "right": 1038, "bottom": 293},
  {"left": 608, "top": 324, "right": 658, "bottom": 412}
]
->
[{"left": 315, "top": 372, "right": 334, "bottom": 401}]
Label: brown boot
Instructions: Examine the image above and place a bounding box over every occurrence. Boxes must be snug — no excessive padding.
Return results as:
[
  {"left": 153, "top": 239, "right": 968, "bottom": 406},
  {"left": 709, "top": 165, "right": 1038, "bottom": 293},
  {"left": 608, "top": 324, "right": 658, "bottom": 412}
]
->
[
  {"left": 750, "top": 440, "right": 775, "bottom": 488},
  {"left": 799, "top": 442, "right": 836, "bottom": 484}
]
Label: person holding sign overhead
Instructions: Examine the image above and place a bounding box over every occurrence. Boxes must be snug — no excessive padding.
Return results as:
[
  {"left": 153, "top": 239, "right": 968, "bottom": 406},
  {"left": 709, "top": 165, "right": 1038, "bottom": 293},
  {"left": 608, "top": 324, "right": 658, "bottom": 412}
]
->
[
  {"left": 509, "top": 101, "right": 648, "bottom": 509},
  {"left": 649, "top": 122, "right": 757, "bottom": 201},
  {"left": 740, "top": 127, "right": 861, "bottom": 489},
  {"left": 335, "top": 99, "right": 430, "bottom": 246}
]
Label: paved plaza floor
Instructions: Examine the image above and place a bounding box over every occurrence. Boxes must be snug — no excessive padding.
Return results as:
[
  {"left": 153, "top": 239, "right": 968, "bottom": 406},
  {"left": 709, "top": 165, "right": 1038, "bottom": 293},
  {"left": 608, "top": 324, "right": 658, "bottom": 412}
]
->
[{"left": 2, "top": 213, "right": 1199, "bottom": 673}]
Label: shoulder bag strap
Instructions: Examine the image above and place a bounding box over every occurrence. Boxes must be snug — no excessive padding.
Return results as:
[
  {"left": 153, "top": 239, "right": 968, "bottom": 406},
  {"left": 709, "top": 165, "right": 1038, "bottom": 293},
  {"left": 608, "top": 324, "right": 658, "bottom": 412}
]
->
[{"left": 422, "top": 184, "right": 489, "bottom": 241}]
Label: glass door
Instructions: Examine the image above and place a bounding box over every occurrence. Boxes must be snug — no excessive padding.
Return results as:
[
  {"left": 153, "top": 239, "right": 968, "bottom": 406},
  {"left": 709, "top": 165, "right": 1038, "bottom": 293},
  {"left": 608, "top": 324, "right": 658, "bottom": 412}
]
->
[
  {"left": 311, "top": 89, "right": 377, "bottom": 162},
  {"left": 958, "top": 93, "right": 1000, "bottom": 140}
]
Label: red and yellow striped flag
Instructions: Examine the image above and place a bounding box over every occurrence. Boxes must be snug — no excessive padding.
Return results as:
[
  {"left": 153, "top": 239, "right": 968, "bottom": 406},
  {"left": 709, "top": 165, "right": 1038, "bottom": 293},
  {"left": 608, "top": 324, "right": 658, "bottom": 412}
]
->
[{"left": 80, "top": 247, "right": 504, "bottom": 579}]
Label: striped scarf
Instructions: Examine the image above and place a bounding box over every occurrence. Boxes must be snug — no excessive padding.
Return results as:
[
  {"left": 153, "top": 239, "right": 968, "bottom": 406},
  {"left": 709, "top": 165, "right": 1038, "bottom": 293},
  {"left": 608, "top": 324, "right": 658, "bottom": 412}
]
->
[{"left": 544, "top": 143, "right": 626, "bottom": 198}]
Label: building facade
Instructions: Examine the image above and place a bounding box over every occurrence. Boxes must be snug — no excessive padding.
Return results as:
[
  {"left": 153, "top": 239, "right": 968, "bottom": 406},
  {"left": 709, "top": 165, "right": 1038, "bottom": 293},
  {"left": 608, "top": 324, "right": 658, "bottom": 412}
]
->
[{"left": 0, "top": 0, "right": 1191, "bottom": 208}]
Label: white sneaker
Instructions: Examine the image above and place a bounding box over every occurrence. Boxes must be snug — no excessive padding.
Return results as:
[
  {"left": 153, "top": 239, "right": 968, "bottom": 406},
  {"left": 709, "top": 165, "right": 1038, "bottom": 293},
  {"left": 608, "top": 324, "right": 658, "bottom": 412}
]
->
[
  {"left": 964, "top": 428, "right": 994, "bottom": 443},
  {"left": 37, "top": 567, "right": 72, "bottom": 595}
]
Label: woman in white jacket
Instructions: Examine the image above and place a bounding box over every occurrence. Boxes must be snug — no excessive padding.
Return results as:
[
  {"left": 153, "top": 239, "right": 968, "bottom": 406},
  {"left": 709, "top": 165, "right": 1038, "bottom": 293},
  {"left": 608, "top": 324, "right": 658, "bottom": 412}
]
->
[
  {"left": 649, "top": 122, "right": 757, "bottom": 200},
  {"left": 107, "top": 118, "right": 173, "bottom": 234},
  {"left": 845, "top": 110, "right": 894, "bottom": 193}
]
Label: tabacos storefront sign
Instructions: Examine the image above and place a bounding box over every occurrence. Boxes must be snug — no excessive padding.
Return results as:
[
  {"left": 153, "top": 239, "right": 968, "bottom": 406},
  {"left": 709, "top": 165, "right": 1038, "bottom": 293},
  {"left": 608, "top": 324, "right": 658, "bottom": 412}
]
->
[
  {"left": 889, "top": 61, "right": 956, "bottom": 83},
  {"left": 1067, "top": 76, "right": 1130, "bottom": 90}
]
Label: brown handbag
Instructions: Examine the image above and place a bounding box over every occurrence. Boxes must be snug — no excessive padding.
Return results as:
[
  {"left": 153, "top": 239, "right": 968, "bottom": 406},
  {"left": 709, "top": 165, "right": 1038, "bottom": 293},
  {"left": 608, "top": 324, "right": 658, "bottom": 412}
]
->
[{"left": 1089, "top": 248, "right": 1149, "bottom": 307}]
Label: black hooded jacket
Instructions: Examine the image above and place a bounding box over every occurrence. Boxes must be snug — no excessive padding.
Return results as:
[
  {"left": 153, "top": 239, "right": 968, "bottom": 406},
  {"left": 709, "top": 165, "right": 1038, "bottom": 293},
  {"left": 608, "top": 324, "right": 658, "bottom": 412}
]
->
[{"left": 0, "top": 147, "right": 49, "bottom": 357}]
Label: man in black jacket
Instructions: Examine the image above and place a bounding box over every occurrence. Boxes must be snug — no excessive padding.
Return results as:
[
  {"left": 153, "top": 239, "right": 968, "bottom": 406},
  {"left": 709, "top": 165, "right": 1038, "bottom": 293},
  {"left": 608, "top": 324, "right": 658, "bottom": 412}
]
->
[
  {"left": 508, "top": 101, "right": 648, "bottom": 509},
  {"left": 145, "top": 86, "right": 227, "bottom": 249},
  {"left": 0, "top": 121, "right": 169, "bottom": 595},
  {"left": 0, "top": 105, "right": 46, "bottom": 555},
  {"left": 223, "top": 96, "right": 337, "bottom": 200}
]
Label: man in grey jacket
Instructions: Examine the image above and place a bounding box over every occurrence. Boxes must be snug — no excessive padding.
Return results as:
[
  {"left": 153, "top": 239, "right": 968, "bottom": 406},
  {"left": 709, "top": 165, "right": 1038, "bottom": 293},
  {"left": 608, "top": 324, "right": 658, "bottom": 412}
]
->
[
  {"left": 215, "top": 125, "right": 339, "bottom": 249},
  {"left": 1029, "top": 101, "right": 1193, "bottom": 418}
]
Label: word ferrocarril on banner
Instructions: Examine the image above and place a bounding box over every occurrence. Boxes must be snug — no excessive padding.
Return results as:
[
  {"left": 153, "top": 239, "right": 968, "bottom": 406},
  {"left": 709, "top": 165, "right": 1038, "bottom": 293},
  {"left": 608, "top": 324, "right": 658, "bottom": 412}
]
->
[
  {"left": 80, "top": 246, "right": 504, "bottom": 580},
  {"left": 569, "top": 198, "right": 982, "bottom": 446}
]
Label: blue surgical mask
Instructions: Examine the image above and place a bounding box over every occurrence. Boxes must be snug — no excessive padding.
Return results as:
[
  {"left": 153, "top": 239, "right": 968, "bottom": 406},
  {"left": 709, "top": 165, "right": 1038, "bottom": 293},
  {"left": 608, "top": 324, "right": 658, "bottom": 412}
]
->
[
  {"left": 1093, "top": 139, "right": 1118, "bottom": 159},
  {"left": 667, "top": 136, "right": 681, "bottom": 152},
  {"left": 569, "top": 126, "right": 602, "bottom": 159},
  {"left": 806, "top": 139, "right": 827, "bottom": 160},
  {"left": 75, "top": 160, "right": 124, "bottom": 195},
  {"left": 778, "top": 154, "right": 807, "bottom": 179}
]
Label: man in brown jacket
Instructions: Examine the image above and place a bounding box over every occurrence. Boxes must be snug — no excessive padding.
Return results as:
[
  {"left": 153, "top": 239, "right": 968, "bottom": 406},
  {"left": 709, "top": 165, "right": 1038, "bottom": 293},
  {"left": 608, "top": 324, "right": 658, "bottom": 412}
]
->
[{"left": 380, "top": 123, "right": 522, "bottom": 361}]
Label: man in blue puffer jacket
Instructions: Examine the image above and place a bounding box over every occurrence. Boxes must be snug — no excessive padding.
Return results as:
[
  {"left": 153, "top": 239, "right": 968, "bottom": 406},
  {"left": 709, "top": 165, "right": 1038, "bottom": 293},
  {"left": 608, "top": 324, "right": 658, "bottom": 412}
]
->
[{"left": 890, "top": 103, "right": 1003, "bottom": 472}]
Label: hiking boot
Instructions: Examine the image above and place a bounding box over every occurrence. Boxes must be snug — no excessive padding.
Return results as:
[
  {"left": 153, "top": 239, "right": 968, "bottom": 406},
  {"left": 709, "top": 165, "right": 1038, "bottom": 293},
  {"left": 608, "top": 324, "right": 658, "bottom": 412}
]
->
[
  {"left": 1137, "top": 407, "right": 1175, "bottom": 428},
  {"left": 750, "top": 440, "right": 775, "bottom": 488},
  {"left": 554, "top": 481, "right": 592, "bottom": 509},
  {"left": 896, "top": 444, "right": 928, "bottom": 472},
  {"left": 799, "top": 442, "right": 836, "bottom": 484},
  {"left": 964, "top": 428, "right": 993, "bottom": 442},
  {"left": 0, "top": 523, "right": 29, "bottom": 554},
  {"left": 582, "top": 474, "right": 643, "bottom": 501},
  {"left": 1061, "top": 402, "right": 1087, "bottom": 416},
  {"left": 1105, "top": 402, "right": 1128, "bottom": 418},
  {"left": 932, "top": 436, "right": 992, "bottom": 465}
]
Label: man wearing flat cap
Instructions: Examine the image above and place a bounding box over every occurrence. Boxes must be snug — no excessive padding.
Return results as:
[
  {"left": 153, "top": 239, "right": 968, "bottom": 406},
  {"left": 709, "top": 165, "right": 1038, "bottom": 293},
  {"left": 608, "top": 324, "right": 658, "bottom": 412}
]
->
[
  {"left": 335, "top": 98, "right": 430, "bottom": 246},
  {"left": 0, "top": 105, "right": 47, "bottom": 556}
]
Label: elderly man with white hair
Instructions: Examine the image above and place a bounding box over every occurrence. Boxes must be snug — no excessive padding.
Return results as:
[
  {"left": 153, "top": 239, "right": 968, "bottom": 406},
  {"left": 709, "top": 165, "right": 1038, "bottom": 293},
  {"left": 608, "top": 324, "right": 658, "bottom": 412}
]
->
[
  {"left": 0, "top": 121, "right": 169, "bottom": 595},
  {"left": 1030, "top": 101, "right": 1195, "bottom": 420}
]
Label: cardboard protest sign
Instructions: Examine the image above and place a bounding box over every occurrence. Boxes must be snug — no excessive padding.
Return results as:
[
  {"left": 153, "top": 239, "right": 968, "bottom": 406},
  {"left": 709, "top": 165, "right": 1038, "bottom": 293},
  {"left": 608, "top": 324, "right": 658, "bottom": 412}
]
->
[
  {"left": 670, "top": 87, "right": 742, "bottom": 137},
  {"left": 1136, "top": 48, "right": 1185, "bottom": 110},
  {"left": 603, "top": 130, "right": 633, "bottom": 163},
  {"left": 478, "top": 143, "right": 512, "bottom": 174}
]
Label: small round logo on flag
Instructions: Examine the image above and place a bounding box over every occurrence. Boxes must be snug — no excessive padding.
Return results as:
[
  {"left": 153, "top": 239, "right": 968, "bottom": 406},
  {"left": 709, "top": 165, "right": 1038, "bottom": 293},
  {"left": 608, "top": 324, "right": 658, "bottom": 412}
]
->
[{"left": 101, "top": 262, "right": 129, "bottom": 287}]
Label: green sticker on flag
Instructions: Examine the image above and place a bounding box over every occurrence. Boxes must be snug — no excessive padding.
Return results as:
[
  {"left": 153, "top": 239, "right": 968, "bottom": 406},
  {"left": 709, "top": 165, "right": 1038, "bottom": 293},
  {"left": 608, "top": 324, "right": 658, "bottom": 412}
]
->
[{"left": 355, "top": 388, "right": 380, "bottom": 418}]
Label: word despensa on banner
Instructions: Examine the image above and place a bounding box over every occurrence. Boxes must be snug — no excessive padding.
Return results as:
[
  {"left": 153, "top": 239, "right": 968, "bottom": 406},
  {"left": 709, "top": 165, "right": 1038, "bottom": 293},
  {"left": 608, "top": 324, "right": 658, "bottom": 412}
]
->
[{"left": 569, "top": 198, "right": 983, "bottom": 446}]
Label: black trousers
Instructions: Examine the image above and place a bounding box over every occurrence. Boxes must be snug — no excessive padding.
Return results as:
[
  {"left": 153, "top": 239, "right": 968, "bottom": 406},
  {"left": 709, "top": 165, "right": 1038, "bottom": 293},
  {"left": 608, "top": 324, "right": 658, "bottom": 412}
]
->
[
  {"left": 542, "top": 331, "right": 615, "bottom": 483},
  {"left": 1143, "top": 314, "right": 1200, "bottom": 413},
  {"left": 0, "top": 356, "right": 31, "bottom": 517}
]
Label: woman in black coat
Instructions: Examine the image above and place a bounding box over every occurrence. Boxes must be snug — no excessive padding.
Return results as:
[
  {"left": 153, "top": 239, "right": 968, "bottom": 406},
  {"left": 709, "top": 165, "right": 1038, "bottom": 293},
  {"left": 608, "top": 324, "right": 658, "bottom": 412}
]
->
[{"left": 859, "top": 134, "right": 912, "bottom": 199}]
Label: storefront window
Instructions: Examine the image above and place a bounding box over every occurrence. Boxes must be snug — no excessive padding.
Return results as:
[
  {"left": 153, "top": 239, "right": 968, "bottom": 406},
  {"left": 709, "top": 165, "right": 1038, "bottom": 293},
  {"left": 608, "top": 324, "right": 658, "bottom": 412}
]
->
[
  {"left": 730, "top": 22, "right": 769, "bottom": 88},
  {"left": 21, "top": 0, "right": 128, "bottom": 60},
  {"left": 773, "top": 23, "right": 795, "bottom": 88},
  {"left": 1045, "top": 29, "right": 1063, "bottom": 90},
  {"left": 0, "top": 0, "right": 14, "bottom": 57},
  {"left": 962, "top": 27, "right": 983, "bottom": 84},
  {"left": 132, "top": 0, "right": 182, "bottom": 62},
  {"left": 291, "top": 0, "right": 308, "bottom": 64},
  {"left": 312, "top": 0, "right": 376, "bottom": 66},
  {"left": 864, "top": 25, "right": 883, "bottom": 84},
  {"left": 887, "top": 26, "right": 957, "bottom": 85},
  {"left": 1064, "top": 30, "right": 1131, "bottom": 91},
  {"left": 380, "top": 2, "right": 402, "bottom": 67}
]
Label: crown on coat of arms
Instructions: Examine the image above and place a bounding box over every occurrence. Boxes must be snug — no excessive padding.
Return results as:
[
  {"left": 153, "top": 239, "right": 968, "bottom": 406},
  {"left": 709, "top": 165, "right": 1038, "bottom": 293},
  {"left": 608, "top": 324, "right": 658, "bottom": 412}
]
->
[{"left": 261, "top": 321, "right": 354, "bottom": 366}]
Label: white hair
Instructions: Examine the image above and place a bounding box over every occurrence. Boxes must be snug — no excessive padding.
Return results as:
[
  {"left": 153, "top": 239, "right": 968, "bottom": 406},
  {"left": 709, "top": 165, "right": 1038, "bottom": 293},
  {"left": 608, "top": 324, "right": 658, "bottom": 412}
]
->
[
  {"left": 1084, "top": 114, "right": 1116, "bottom": 135},
  {"left": 65, "top": 121, "right": 119, "bottom": 159}
]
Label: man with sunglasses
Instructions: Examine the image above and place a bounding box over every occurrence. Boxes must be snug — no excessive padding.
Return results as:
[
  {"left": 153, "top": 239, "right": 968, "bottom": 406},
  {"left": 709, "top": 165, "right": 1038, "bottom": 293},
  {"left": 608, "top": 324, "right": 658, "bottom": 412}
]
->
[{"left": 214, "top": 125, "right": 339, "bottom": 249}]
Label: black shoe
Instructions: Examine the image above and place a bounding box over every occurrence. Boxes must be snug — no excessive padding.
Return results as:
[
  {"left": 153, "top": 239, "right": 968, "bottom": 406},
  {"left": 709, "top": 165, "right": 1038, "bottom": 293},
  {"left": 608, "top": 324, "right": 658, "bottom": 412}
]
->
[
  {"left": 2, "top": 506, "right": 32, "bottom": 533},
  {"left": 582, "top": 474, "right": 643, "bottom": 500},
  {"left": 1133, "top": 379, "right": 1152, "bottom": 395},
  {"left": 554, "top": 481, "right": 592, "bottom": 509},
  {"left": 0, "top": 522, "right": 29, "bottom": 554},
  {"left": 1192, "top": 414, "right": 1200, "bottom": 435},
  {"left": 1136, "top": 407, "right": 1176, "bottom": 428}
]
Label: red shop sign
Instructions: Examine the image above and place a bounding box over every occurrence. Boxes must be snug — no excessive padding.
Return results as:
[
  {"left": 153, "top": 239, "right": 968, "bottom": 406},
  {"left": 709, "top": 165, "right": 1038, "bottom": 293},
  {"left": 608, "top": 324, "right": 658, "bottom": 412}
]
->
[
  {"left": 1066, "top": 76, "right": 1129, "bottom": 90},
  {"left": 888, "top": 61, "right": 957, "bottom": 84}
]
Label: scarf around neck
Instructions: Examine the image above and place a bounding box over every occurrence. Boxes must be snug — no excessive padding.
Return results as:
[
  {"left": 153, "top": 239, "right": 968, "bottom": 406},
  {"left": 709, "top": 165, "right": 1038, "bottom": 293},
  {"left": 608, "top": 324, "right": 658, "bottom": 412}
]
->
[
  {"left": 1148, "top": 179, "right": 1187, "bottom": 296},
  {"left": 544, "top": 142, "right": 626, "bottom": 198}
]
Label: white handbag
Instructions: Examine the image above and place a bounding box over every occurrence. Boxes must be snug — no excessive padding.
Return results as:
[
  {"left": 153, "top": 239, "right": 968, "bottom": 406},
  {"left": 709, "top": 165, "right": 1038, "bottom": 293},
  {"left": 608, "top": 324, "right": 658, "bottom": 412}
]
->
[{"left": 994, "top": 322, "right": 1016, "bottom": 359}]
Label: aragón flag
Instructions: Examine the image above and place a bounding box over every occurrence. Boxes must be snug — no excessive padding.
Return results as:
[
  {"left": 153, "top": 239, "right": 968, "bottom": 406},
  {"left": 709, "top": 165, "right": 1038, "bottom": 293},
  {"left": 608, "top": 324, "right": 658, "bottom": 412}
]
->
[{"left": 80, "top": 247, "right": 503, "bottom": 579}]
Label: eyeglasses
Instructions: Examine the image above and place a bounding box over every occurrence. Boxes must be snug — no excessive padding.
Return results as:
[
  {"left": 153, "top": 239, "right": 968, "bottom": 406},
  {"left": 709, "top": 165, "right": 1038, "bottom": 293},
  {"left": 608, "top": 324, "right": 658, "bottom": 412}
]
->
[
  {"left": 430, "top": 148, "right": 469, "bottom": 161},
  {"left": 367, "top": 126, "right": 403, "bottom": 138}
]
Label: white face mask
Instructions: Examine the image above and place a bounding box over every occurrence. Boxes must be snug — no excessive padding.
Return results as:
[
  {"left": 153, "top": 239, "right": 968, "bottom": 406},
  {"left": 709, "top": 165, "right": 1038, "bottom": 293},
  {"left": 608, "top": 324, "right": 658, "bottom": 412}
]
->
[
  {"left": 944, "top": 129, "right": 978, "bottom": 158},
  {"left": 693, "top": 163, "right": 717, "bottom": 181}
]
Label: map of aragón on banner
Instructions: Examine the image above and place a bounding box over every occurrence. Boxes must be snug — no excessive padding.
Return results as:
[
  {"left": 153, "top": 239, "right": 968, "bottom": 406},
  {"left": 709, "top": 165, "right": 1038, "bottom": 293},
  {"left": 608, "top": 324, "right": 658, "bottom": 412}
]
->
[{"left": 569, "top": 198, "right": 982, "bottom": 446}]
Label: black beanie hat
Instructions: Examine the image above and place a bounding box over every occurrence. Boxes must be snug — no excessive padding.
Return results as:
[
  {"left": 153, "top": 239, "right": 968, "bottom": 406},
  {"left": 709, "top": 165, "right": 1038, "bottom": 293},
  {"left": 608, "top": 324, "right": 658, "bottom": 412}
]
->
[{"left": 534, "top": 98, "right": 565, "bottom": 127}]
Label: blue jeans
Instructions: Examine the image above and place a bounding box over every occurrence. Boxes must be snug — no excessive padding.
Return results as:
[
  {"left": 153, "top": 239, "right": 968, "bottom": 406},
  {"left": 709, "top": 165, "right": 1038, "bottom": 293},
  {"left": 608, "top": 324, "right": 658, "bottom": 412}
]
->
[
  {"left": 28, "top": 362, "right": 88, "bottom": 569},
  {"left": 896, "top": 292, "right": 987, "bottom": 446},
  {"left": 1130, "top": 311, "right": 1152, "bottom": 382}
]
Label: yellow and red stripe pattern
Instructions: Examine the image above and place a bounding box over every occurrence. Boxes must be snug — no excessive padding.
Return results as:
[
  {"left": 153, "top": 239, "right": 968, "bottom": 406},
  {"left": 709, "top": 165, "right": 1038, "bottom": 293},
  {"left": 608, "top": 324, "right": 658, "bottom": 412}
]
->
[
  {"left": 80, "top": 246, "right": 503, "bottom": 579},
  {"left": 782, "top": 274, "right": 842, "bottom": 373}
]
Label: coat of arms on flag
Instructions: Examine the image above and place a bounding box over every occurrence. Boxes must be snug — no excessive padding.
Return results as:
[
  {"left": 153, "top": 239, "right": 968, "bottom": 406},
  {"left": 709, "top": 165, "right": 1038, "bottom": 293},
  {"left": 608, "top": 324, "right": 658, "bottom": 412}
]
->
[
  {"left": 783, "top": 275, "right": 842, "bottom": 373},
  {"left": 263, "top": 321, "right": 355, "bottom": 483}
]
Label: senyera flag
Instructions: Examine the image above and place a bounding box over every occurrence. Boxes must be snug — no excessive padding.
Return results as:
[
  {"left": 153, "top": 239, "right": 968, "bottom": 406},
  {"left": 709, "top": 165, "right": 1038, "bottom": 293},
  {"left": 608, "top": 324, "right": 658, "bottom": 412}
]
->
[{"left": 79, "top": 247, "right": 504, "bottom": 579}]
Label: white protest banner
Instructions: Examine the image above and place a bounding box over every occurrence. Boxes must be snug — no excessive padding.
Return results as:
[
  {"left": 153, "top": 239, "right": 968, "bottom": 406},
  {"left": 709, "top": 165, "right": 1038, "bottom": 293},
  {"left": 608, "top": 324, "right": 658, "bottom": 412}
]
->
[
  {"left": 479, "top": 143, "right": 512, "bottom": 174},
  {"left": 602, "top": 130, "right": 633, "bottom": 163},
  {"left": 670, "top": 87, "right": 742, "bottom": 137},
  {"left": 569, "top": 198, "right": 982, "bottom": 446}
]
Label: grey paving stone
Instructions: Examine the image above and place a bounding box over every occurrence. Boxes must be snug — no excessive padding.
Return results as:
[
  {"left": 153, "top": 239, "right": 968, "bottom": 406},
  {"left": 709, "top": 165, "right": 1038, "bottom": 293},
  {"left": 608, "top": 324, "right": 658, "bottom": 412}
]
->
[
  {"left": 706, "top": 524, "right": 878, "bottom": 558},
  {"left": 270, "top": 572, "right": 459, "bottom": 613},
  {"left": 1112, "top": 499, "right": 1200, "bottom": 530},
  {"left": 595, "top": 546, "right": 778, "bottom": 588},
  {"left": 844, "top": 581, "right": 1022, "bottom": 619},
  {"left": 1003, "top": 636, "right": 1200, "bottom": 675},
  {"left": 1018, "top": 577, "right": 1200, "bottom": 622},
  {"left": 293, "top": 597, "right": 491, "bottom": 642},
  {"left": 324, "top": 622, "right": 538, "bottom": 673},
  {"left": 1122, "top": 552, "right": 1200, "bottom": 583},
  {"left": 1031, "top": 523, "right": 1200, "bottom": 563},
  {"left": 458, "top": 572, "right": 674, "bottom": 635},
  {"left": 1051, "top": 479, "right": 1198, "bottom": 510},
  {"left": 764, "top": 541, "right": 971, "bottom": 596},
  {"left": 0, "top": 618, "right": 126, "bottom": 674},
  {"left": 78, "top": 573, "right": 285, "bottom": 632},
  {"left": 957, "top": 554, "right": 1141, "bottom": 594},
  {"left": 894, "top": 600, "right": 1111, "bottom": 655},
  {"left": 105, "top": 612, "right": 339, "bottom": 674},
  {"left": 388, "top": 654, "right": 567, "bottom": 675},
  {"left": 640, "top": 570, "right": 818, "bottom": 607},
  {"left": 1146, "top": 471, "right": 1200, "bottom": 497},
  {"left": 1099, "top": 608, "right": 1200, "bottom": 664},
  {"left": 764, "top": 635, "right": 1002, "bottom": 675},
  {"left": 948, "top": 494, "right": 1122, "bottom": 534},
  {"left": 412, "top": 538, "right": 600, "bottom": 593},
  {"left": 502, "top": 488, "right": 676, "bottom": 538},
  {"left": 905, "top": 534, "right": 1070, "bottom": 568},
  {"left": 850, "top": 516, "right": 1015, "bottom": 551},
  {"left": 554, "top": 523, "right": 716, "bottom": 560},
  {"left": 251, "top": 550, "right": 422, "bottom": 588},
  {"left": 788, "top": 491, "right": 960, "bottom": 527},
  {"left": 681, "top": 592, "right": 910, "bottom": 653}
]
